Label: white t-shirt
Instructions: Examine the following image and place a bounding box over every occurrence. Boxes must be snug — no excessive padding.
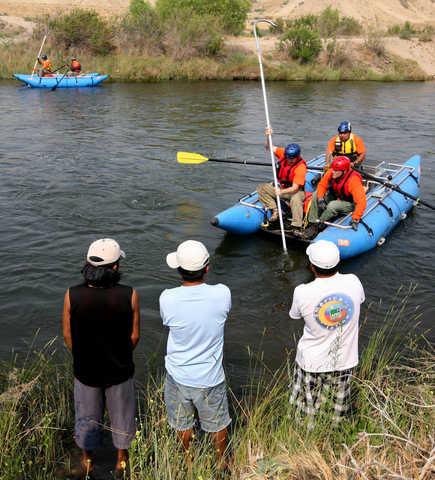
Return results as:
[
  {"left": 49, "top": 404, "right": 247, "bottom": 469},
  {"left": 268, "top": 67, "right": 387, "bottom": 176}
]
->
[
  {"left": 289, "top": 273, "right": 365, "bottom": 373},
  {"left": 159, "top": 283, "right": 231, "bottom": 388}
]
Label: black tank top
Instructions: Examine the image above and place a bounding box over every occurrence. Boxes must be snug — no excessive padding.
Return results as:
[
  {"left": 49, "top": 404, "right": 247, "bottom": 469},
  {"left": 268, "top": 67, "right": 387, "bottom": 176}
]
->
[{"left": 69, "top": 283, "right": 134, "bottom": 387}]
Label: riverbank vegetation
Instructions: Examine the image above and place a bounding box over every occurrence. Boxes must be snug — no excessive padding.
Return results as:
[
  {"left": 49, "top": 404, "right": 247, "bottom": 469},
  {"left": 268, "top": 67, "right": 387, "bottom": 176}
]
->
[
  {"left": 0, "top": 0, "right": 430, "bottom": 81},
  {"left": 1, "top": 295, "right": 433, "bottom": 479}
]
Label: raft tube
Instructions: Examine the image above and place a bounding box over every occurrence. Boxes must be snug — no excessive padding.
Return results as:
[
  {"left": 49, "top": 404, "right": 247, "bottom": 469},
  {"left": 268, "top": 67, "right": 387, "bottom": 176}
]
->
[
  {"left": 13, "top": 73, "right": 109, "bottom": 88},
  {"left": 212, "top": 155, "right": 421, "bottom": 260}
]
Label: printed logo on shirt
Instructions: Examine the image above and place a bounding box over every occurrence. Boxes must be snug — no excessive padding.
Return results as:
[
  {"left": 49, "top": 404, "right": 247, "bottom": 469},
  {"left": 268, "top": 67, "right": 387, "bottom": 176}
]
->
[{"left": 314, "top": 293, "right": 354, "bottom": 330}]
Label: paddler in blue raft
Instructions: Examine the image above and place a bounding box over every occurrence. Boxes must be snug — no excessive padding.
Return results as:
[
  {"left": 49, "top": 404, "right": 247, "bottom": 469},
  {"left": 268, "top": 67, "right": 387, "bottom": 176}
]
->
[{"left": 257, "top": 129, "right": 307, "bottom": 232}]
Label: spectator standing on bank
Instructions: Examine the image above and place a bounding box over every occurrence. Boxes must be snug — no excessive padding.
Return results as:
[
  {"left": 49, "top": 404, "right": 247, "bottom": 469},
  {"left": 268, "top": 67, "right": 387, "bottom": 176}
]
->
[
  {"left": 62, "top": 238, "right": 140, "bottom": 479},
  {"left": 289, "top": 240, "right": 364, "bottom": 427},
  {"left": 160, "top": 240, "right": 232, "bottom": 470}
]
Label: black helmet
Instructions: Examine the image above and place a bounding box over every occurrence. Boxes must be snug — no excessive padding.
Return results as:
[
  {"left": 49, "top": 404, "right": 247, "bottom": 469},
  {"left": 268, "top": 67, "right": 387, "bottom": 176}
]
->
[{"left": 41, "top": 54, "right": 48, "bottom": 60}]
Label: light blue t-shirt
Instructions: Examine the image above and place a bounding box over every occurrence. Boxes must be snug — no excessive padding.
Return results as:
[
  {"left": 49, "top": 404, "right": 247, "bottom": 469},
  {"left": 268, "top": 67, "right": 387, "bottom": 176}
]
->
[{"left": 159, "top": 283, "right": 231, "bottom": 388}]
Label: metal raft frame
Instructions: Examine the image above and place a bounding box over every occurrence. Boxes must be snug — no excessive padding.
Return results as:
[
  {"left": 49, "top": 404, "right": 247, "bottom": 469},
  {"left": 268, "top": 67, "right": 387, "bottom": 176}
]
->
[{"left": 237, "top": 161, "right": 419, "bottom": 231}]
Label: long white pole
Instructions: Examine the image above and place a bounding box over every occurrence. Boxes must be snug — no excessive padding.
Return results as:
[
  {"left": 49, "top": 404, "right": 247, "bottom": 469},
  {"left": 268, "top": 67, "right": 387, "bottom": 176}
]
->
[
  {"left": 31, "top": 35, "right": 47, "bottom": 78},
  {"left": 253, "top": 19, "right": 287, "bottom": 253}
]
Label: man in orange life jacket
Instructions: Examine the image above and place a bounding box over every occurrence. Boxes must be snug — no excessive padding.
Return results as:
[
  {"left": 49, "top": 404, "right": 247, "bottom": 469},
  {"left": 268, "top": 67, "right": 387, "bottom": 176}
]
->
[
  {"left": 70, "top": 57, "right": 82, "bottom": 75},
  {"left": 305, "top": 156, "right": 367, "bottom": 235},
  {"left": 257, "top": 142, "right": 307, "bottom": 229},
  {"left": 326, "top": 121, "right": 366, "bottom": 168},
  {"left": 37, "top": 54, "right": 53, "bottom": 76}
]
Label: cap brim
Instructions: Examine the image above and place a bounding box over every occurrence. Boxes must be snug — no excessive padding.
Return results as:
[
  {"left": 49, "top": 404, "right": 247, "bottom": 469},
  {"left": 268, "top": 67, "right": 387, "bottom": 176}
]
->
[
  {"left": 166, "top": 252, "right": 179, "bottom": 269},
  {"left": 120, "top": 249, "right": 126, "bottom": 259}
]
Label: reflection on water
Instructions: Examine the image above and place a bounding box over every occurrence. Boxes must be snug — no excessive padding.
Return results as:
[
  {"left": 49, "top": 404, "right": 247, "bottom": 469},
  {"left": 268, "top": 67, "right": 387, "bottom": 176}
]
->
[{"left": 0, "top": 80, "right": 434, "bottom": 386}]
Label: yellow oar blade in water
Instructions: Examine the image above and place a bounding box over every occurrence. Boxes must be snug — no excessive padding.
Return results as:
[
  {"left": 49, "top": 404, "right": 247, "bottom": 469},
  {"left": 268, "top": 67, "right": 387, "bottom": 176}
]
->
[{"left": 177, "top": 152, "right": 209, "bottom": 164}]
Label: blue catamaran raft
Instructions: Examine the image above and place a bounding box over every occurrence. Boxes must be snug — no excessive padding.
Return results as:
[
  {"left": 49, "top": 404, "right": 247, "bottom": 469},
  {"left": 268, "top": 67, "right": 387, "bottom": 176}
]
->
[
  {"left": 212, "top": 154, "right": 422, "bottom": 260},
  {"left": 14, "top": 73, "right": 109, "bottom": 88}
]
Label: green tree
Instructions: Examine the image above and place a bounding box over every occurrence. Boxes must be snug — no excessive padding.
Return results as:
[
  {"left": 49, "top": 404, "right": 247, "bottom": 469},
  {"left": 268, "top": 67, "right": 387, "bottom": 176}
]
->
[
  {"left": 280, "top": 26, "right": 322, "bottom": 63},
  {"left": 129, "top": 0, "right": 154, "bottom": 18},
  {"left": 155, "top": 0, "right": 251, "bottom": 34},
  {"left": 49, "top": 9, "right": 113, "bottom": 55}
]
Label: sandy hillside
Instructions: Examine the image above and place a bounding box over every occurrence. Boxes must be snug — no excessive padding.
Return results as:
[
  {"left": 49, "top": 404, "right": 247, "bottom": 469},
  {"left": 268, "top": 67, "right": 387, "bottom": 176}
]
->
[
  {"left": 251, "top": 0, "right": 435, "bottom": 27},
  {"left": 0, "top": 0, "right": 434, "bottom": 76}
]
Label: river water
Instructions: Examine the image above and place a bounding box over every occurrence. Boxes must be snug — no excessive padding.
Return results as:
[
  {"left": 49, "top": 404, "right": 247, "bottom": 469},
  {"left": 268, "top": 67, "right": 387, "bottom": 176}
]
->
[{"left": 0, "top": 80, "right": 434, "bottom": 386}]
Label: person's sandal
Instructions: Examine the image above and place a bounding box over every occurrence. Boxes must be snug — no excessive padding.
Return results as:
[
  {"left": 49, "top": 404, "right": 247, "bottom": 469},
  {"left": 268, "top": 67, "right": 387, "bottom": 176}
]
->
[{"left": 113, "top": 460, "right": 129, "bottom": 479}]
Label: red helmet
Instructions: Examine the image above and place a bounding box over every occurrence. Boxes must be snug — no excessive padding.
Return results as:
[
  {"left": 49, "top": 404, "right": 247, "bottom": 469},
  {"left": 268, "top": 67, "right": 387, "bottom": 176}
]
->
[{"left": 331, "top": 156, "right": 351, "bottom": 171}]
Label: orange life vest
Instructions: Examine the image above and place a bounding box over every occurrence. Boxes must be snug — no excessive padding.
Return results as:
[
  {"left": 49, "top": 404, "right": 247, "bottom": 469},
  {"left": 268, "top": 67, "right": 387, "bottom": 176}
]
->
[
  {"left": 71, "top": 60, "right": 81, "bottom": 72},
  {"left": 331, "top": 170, "right": 362, "bottom": 202},
  {"left": 42, "top": 60, "right": 52, "bottom": 72},
  {"left": 277, "top": 157, "right": 306, "bottom": 188}
]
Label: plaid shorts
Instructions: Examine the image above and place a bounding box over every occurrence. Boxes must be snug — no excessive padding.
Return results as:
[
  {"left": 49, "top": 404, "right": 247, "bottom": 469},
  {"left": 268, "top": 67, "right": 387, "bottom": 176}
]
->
[{"left": 289, "top": 363, "right": 353, "bottom": 425}]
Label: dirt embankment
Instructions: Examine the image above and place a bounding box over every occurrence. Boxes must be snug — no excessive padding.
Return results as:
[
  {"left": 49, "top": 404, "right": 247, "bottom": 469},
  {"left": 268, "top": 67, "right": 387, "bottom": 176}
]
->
[{"left": 0, "top": 0, "right": 434, "bottom": 77}]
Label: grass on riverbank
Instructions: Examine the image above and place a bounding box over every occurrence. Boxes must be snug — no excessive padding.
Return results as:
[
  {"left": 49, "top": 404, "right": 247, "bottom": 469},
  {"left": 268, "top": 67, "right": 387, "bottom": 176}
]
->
[
  {"left": 0, "top": 37, "right": 428, "bottom": 82},
  {"left": 1, "top": 295, "right": 433, "bottom": 479}
]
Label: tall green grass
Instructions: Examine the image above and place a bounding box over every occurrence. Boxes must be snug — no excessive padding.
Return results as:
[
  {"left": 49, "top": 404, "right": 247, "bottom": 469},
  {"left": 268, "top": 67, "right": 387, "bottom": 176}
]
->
[{"left": 1, "top": 294, "right": 433, "bottom": 479}]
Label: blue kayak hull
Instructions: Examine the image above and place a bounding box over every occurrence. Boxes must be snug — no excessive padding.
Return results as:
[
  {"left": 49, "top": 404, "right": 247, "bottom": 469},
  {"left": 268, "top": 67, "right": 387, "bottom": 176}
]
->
[
  {"left": 13, "top": 73, "right": 109, "bottom": 88},
  {"left": 212, "top": 155, "right": 421, "bottom": 260}
]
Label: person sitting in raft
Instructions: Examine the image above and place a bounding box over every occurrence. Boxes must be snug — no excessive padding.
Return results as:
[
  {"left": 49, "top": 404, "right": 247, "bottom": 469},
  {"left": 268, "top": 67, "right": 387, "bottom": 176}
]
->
[
  {"left": 257, "top": 141, "right": 307, "bottom": 230},
  {"left": 300, "top": 156, "right": 367, "bottom": 238},
  {"left": 70, "top": 57, "right": 82, "bottom": 75},
  {"left": 326, "top": 121, "right": 366, "bottom": 168},
  {"left": 37, "top": 54, "right": 53, "bottom": 76}
]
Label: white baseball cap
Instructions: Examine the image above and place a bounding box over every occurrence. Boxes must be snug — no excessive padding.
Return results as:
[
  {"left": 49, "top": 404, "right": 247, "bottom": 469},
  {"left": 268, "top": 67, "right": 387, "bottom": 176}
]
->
[
  {"left": 87, "top": 238, "right": 125, "bottom": 267},
  {"left": 306, "top": 240, "right": 340, "bottom": 269},
  {"left": 166, "top": 240, "right": 210, "bottom": 271}
]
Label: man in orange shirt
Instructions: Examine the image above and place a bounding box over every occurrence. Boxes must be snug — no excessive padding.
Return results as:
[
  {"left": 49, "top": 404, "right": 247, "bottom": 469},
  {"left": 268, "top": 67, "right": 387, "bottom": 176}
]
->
[
  {"left": 304, "top": 156, "right": 367, "bottom": 236},
  {"left": 257, "top": 143, "right": 307, "bottom": 229},
  {"left": 326, "top": 121, "right": 366, "bottom": 168},
  {"left": 37, "top": 54, "right": 53, "bottom": 76},
  {"left": 70, "top": 57, "right": 82, "bottom": 75}
]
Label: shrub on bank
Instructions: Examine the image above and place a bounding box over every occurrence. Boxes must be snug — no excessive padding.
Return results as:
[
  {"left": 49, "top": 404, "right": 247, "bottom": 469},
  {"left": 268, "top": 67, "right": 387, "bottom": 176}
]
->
[
  {"left": 162, "top": 11, "right": 223, "bottom": 59},
  {"left": 277, "top": 7, "right": 362, "bottom": 39},
  {"left": 155, "top": 0, "right": 251, "bottom": 35},
  {"left": 119, "top": 0, "right": 163, "bottom": 54},
  {"left": 49, "top": 9, "right": 114, "bottom": 55},
  {"left": 280, "top": 26, "right": 322, "bottom": 63},
  {"left": 388, "top": 21, "right": 416, "bottom": 40}
]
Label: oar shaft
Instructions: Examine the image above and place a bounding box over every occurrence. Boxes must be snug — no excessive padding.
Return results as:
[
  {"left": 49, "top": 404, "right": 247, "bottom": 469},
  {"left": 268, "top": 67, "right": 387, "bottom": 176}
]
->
[
  {"left": 356, "top": 168, "right": 435, "bottom": 210},
  {"left": 253, "top": 19, "right": 287, "bottom": 253},
  {"left": 31, "top": 35, "right": 47, "bottom": 78}
]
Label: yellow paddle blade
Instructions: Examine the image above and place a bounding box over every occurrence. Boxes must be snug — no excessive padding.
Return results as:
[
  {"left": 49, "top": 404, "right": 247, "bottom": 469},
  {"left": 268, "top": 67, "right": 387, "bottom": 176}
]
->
[{"left": 177, "top": 151, "right": 209, "bottom": 164}]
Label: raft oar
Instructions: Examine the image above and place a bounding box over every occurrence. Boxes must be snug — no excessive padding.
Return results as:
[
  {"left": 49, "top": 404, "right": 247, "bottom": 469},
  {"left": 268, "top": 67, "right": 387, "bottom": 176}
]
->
[
  {"left": 354, "top": 168, "right": 435, "bottom": 210},
  {"left": 177, "top": 151, "right": 325, "bottom": 170},
  {"left": 51, "top": 66, "right": 69, "bottom": 91}
]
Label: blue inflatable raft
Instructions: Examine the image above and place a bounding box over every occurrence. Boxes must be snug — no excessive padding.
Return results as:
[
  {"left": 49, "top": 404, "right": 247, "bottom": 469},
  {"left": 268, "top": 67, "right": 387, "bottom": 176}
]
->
[
  {"left": 13, "top": 73, "right": 109, "bottom": 88},
  {"left": 212, "top": 155, "right": 421, "bottom": 260}
]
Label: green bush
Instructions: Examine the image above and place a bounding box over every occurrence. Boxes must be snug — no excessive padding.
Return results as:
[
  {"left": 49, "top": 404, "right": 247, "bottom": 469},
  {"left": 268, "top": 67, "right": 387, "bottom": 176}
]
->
[
  {"left": 120, "top": 0, "right": 163, "bottom": 52},
  {"left": 155, "top": 0, "right": 251, "bottom": 34},
  {"left": 388, "top": 21, "right": 416, "bottom": 40},
  {"left": 280, "top": 25, "right": 322, "bottom": 63},
  {"left": 162, "top": 11, "right": 223, "bottom": 59},
  {"left": 337, "top": 16, "right": 362, "bottom": 35},
  {"left": 317, "top": 6, "right": 340, "bottom": 37},
  {"left": 49, "top": 9, "right": 114, "bottom": 55}
]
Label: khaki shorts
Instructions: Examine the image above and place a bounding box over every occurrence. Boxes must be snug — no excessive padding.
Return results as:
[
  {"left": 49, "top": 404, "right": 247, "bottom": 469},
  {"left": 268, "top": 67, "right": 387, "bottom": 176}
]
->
[{"left": 164, "top": 374, "right": 231, "bottom": 433}]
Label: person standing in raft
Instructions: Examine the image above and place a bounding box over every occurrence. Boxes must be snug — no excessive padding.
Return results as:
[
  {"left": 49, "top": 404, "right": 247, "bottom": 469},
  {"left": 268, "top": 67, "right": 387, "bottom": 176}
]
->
[
  {"left": 70, "top": 57, "right": 82, "bottom": 75},
  {"left": 62, "top": 238, "right": 140, "bottom": 479},
  {"left": 289, "top": 240, "right": 365, "bottom": 428},
  {"left": 160, "top": 240, "right": 232, "bottom": 471},
  {"left": 326, "top": 121, "right": 366, "bottom": 168},
  {"left": 37, "top": 54, "right": 53, "bottom": 76},
  {"left": 257, "top": 128, "right": 307, "bottom": 231}
]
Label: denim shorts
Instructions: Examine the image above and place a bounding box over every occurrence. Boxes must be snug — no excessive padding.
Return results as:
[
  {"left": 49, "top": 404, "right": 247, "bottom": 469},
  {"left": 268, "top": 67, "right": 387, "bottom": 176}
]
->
[
  {"left": 164, "top": 374, "right": 231, "bottom": 433},
  {"left": 74, "top": 377, "right": 136, "bottom": 450}
]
